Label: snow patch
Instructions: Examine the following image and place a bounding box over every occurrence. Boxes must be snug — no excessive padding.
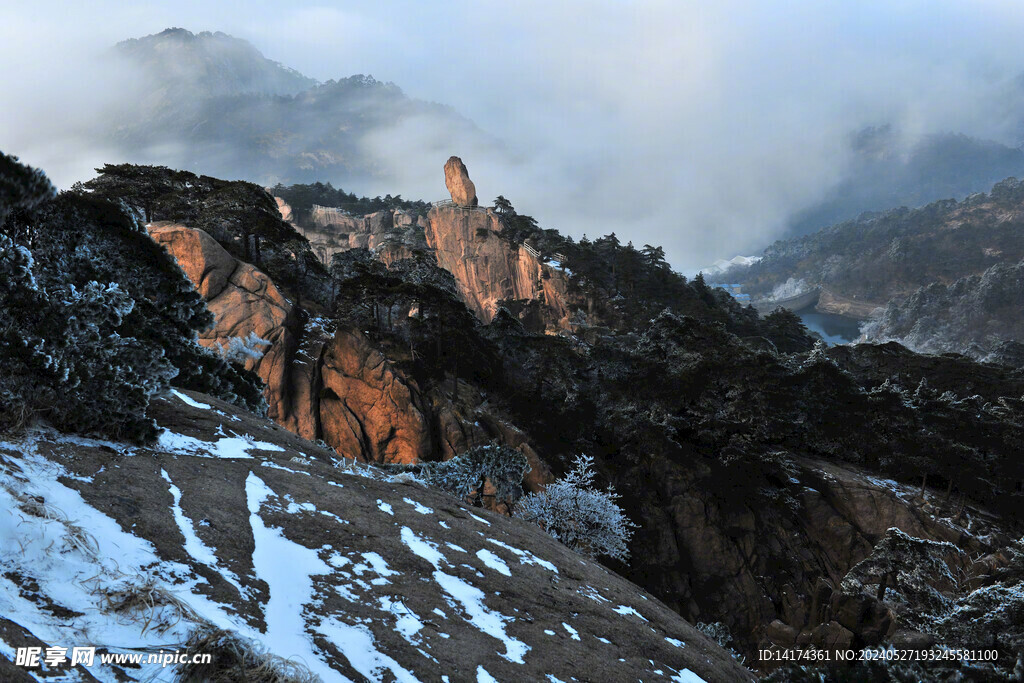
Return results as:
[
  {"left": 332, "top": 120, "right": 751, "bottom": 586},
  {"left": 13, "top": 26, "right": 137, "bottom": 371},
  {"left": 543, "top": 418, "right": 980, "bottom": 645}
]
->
[
  {"left": 476, "top": 665, "right": 499, "bottom": 683},
  {"left": 245, "top": 472, "right": 338, "bottom": 681},
  {"left": 669, "top": 667, "right": 708, "bottom": 683},
  {"left": 475, "top": 549, "right": 512, "bottom": 576},
  {"left": 161, "top": 469, "right": 245, "bottom": 595},
  {"left": 399, "top": 527, "right": 529, "bottom": 664},
  {"left": 468, "top": 512, "right": 491, "bottom": 526},
  {"left": 613, "top": 605, "right": 648, "bottom": 621},
  {"left": 170, "top": 389, "right": 210, "bottom": 409},
  {"left": 158, "top": 429, "right": 283, "bottom": 459},
  {"left": 487, "top": 538, "right": 558, "bottom": 573},
  {"left": 315, "top": 616, "right": 419, "bottom": 682},
  {"left": 403, "top": 497, "right": 433, "bottom": 514}
]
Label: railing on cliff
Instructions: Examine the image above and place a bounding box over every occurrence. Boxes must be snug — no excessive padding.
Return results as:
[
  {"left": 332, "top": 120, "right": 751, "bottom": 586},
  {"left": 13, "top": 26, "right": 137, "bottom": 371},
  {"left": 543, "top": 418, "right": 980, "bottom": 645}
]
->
[
  {"left": 430, "top": 199, "right": 490, "bottom": 212},
  {"left": 312, "top": 204, "right": 350, "bottom": 215}
]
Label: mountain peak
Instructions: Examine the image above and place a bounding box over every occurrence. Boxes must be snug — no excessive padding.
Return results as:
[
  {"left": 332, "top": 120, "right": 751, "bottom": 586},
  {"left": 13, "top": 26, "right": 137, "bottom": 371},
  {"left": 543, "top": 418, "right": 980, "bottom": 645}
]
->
[{"left": 115, "top": 28, "right": 318, "bottom": 99}]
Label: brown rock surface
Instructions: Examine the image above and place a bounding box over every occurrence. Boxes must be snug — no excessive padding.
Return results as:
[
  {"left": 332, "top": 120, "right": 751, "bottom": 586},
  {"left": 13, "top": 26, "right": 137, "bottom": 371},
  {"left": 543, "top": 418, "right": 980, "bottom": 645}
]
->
[
  {"left": 319, "top": 327, "right": 432, "bottom": 464},
  {"left": 148, "top": 221, "right": 554, "bottom": 493},
  {"left": 635, "top": 454, "right": 990, "bottom": 656},
  {"left": 146, "top": 222, "right": 299, "bottom": 426},
  {"left": 426, "top": 206, "right": 573, "bottom": 330},
  {"left": 444, "top": 156, "right": 478, "bottom": 206},
  {"left": 148, "top": 221, "right": 235, "bottom": 299},
  {"left": 273, "top": 196, "right": 294, "bottom": 224},
  {"left": 280, "top": 202, "right": 428, "bottom": 266}
]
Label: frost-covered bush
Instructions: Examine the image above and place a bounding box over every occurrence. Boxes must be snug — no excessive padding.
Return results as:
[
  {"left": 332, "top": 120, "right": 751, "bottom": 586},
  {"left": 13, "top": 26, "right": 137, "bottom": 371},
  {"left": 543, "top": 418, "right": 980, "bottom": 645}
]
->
[
  {"left": 221, "top": 331, "right": 271, "bottom": 365},
  {"left": 383, "top": 444, "right": 531, "bottom": 507},
  {"left": 0, "top": 234, "right": 176, "bottom": 440},
  {"left": 696, "top": 622, "right": 745, "bottom": 664},
  {"left": 426, "top": 444, "right": 530, "bottom": 505},
  {"left": 514, "top": 454, "right": 636, "bottom": 561}
]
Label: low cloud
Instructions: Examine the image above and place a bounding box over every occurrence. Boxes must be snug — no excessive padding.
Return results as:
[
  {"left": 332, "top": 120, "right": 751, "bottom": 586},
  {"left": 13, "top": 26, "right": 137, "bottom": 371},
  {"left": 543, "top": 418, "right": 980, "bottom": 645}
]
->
[{"left": 4, "top": 1, "right": 1024, "bottom": 271}]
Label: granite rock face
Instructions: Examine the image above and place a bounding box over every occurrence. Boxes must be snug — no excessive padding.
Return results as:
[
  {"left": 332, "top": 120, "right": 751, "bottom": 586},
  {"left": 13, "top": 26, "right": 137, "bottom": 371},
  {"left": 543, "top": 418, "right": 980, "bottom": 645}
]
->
[
  {"left": 146, "top": 222, "right": 299, "bottom": 425},
  {"left": 425, "top": 206, "right": 573, "bottom": 331},
  {"left": 147, "top": 222, "right": 549, "bottom": 488},
  {"left": 318, "top": 327, "right": 433, "bottom": 465},
  {"left": 444, "top": 155, "right": 478, "bottom": 207},
  {"left": 281, "top": 203, "right": 428, "bottom": 266}
]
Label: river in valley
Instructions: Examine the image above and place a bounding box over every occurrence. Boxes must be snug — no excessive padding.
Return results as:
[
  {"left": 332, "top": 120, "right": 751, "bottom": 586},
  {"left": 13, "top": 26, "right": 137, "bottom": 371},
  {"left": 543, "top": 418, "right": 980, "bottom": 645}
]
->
[{"left": 798, "top": 311, "right": 864, "bottom": 345}]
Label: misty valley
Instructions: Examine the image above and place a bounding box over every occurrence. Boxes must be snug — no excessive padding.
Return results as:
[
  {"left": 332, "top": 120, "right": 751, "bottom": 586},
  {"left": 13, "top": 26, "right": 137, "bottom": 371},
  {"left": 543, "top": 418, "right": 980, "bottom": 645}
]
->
[{"left": 3, "top": 17, "right": 1024, "bottom": 683}]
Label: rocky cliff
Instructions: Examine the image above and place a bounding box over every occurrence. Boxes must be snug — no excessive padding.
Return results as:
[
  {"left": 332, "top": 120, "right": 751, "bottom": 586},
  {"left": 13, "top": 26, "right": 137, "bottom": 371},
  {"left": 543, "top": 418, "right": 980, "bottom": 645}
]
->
[
  {"left": 425, "top": 206, "right": 574, "bottom": 331},
  {"left": 637, "top": 451, "right": 1005, "bottom": 658},
  {"left": 276, "top": 196, "right": 427, "bottom": 266},
  {"left": 149, "top": 221, "right": 550, "bottom": 488},
  {"left": 147, "top": 222, "right": 301, "bottom": 426},
  {"left": 279, "top": 196, "right": 579, "bottom": 332}
]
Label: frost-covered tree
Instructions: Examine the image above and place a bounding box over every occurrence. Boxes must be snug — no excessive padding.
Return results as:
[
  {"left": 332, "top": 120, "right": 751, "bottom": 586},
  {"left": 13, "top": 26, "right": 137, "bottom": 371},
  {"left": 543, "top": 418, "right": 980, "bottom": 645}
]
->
[
  {"left": 0, "top": 234, "right": 177, "bottom": 440},
  {"left": 841, "top": 527, "right": 964, "bottom": 627},
  {"left": 24, "top": 189, "right": 266, "bottom": 415},
  {"left": 514, "top": 454, "right": 637, "bottom": 561},
  {"left": 1, "top": 152, "right": 265, "bottom": 440},
  {"left": 0, "top": 152, "right": 54, "bottom": 226}
]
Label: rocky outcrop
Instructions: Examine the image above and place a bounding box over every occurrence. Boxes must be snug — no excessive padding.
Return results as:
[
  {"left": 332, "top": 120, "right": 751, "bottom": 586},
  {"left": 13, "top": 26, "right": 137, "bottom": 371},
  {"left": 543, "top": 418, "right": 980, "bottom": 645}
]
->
[
  {"left": 146, "top": 221, "right": 549, "bottom": 482},
  {"left": 146, "top": 222, "right": 300, "bottom": 425},
  {"left": 426, "top": 206, "right": 574, "bottom": 330},
  {"left": 273, "top": 196, "right": 293, "bottom": 224},
  {"left": 816, "top": 289, "right": 883, "bottom": 319},
  {"left": 319, "top": 328, "right": 433, "bottom": 464},
  {"left": 0, "top": 392, "right": 751, "bottom": 682},
  {"left": 634, "top": 452, "right": 997, "bottom": 658},
  {"left": 444, "top": 156, "right": 477, "bottom": 206},
  {"left": 316, "top": 326, "right": 551, "bottom": 489},
  {"left": 278, "top": 201, "right": 428, "bottom": 266}
]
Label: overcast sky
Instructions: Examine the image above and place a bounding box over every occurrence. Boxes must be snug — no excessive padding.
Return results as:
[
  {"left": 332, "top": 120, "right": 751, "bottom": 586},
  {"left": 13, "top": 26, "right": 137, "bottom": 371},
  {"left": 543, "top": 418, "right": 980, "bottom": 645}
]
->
[{"left": 4, "top": 1, "right": 1024, "bottom": 271}]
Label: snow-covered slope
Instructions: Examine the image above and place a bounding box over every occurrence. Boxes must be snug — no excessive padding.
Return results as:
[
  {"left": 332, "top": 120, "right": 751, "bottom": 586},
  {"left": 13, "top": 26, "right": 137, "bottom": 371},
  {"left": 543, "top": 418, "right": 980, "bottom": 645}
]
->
[
  {"left": 699, "top": 255, "right": 761, "bottom": 278},
  {"left": 0, "top": 391, "right": 750, "bottom": 682}
]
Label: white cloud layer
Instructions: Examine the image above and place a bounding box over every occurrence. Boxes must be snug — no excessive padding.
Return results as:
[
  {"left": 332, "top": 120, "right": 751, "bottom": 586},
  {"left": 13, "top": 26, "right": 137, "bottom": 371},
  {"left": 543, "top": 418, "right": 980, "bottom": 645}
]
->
[{"left": 3, "top": 1, "right": 1024, "bottom": 270}]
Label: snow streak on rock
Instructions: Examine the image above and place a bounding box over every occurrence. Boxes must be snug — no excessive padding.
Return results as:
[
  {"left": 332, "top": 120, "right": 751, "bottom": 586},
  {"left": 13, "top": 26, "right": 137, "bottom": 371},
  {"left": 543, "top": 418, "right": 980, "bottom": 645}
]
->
[{"left": 400, "top": 526, "right": 530, "bottom": 664}]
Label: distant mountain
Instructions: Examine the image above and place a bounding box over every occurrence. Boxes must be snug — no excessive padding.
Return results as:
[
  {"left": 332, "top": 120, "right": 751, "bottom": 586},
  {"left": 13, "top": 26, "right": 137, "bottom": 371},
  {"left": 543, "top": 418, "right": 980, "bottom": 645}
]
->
[
  {"left": 862, "top": 259, "right": 1024, "bottom": 362},
  {"left": 739, "top": 176, "right": 1024, "bottom": 356},
  {"left": 784, "top": 126, "right": 1024, "bottom": 238},
  {"left": 100, "top": 28, "right": 494, "bottom": 188},
  {"left": 115, "top": 27, "right": 318, "bottom": 99}
]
